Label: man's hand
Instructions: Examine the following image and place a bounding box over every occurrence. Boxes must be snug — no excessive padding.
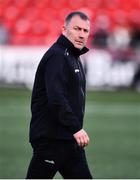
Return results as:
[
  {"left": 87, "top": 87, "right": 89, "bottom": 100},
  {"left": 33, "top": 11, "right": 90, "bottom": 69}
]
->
[{"left": 73, "top": 129, "right": 90, "bottom": 147}]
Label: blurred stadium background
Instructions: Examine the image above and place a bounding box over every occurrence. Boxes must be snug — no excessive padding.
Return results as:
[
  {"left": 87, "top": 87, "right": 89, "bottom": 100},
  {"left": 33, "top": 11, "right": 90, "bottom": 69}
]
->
[{"left": 0, "top": 0, "right": 140, "bottom": 178}]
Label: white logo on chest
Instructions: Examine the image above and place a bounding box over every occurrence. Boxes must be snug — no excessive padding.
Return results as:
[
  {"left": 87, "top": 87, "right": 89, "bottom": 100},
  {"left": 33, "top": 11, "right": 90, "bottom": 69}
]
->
[
  {"left": 75, "top": 69, "right": 80, "bottom": 73},
  {"left": 44, "top": 160, "right": 55, "bottom": 164}
]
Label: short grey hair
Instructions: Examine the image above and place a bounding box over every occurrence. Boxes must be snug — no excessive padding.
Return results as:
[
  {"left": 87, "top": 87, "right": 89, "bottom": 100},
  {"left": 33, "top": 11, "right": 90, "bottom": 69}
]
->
[{"left": 65, "top": 11, "right": 90, "bottom": 26}]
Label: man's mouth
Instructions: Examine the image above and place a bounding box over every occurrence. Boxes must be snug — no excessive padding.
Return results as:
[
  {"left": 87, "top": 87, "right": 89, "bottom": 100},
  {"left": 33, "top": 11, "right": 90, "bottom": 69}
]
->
[{"left": 75, "top": 40, "right": 83, "bottom": 45}]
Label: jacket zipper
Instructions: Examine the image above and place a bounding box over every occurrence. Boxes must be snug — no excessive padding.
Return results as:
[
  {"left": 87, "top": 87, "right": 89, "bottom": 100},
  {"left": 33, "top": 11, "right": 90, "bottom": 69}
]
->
[{"left": 76, "top": 58, "right": 85, "bottom": 114}]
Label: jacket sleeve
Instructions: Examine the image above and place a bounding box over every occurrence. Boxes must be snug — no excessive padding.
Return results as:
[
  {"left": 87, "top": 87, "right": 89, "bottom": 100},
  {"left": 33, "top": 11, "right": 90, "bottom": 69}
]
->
[{"left": 44, "top": 52, "right": 81, "bottom": 134}]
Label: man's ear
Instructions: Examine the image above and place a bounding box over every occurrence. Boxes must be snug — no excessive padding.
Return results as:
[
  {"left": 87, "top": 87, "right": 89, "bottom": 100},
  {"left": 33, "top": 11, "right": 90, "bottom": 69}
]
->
[{"left": 62, "top": 25, "right": 66, "bottom": 35}]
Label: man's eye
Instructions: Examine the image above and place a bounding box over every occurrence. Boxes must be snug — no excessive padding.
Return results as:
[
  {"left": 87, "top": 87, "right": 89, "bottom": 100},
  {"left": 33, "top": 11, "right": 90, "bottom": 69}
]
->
[
  {"left": 74, "top": 27, "right": 79, "bottom": 31},
  {"left": 84, "top": 29, "right": 89, "bottom": 33}
]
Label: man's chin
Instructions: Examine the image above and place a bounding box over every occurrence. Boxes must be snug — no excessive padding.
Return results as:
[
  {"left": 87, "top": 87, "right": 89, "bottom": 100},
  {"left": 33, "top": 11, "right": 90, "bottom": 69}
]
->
[{"left": 74, "top": 44, "right": 84, "bottom": 50}]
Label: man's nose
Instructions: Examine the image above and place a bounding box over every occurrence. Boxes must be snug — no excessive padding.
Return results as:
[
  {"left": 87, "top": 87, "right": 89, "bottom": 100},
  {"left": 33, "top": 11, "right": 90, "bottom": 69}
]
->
[{"left": 79, "top": 30, "right": 85, "bottom": 38}]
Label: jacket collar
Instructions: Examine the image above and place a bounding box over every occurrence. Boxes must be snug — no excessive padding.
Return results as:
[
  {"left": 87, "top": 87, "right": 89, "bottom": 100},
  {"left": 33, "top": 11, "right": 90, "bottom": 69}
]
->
[{"left": 56, "top": 34, "right": 89, "bottom": 56}]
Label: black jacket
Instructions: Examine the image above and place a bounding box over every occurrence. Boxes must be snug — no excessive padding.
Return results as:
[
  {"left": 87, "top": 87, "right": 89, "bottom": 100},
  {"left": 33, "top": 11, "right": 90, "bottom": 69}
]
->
[{"left": 29, "top": 35, "right": 89, "bottom": 143}]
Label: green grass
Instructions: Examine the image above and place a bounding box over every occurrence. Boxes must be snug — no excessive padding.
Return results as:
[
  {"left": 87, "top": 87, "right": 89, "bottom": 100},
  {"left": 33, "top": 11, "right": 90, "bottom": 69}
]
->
[{"left": 0, "top": 88, "right": 140, "bottom": 178}]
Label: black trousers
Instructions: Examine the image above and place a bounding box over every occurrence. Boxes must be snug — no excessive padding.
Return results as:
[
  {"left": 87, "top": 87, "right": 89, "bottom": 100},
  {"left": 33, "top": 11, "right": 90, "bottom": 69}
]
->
[{"left": 26, "top": 140, "right": 93, "bottom": 179}]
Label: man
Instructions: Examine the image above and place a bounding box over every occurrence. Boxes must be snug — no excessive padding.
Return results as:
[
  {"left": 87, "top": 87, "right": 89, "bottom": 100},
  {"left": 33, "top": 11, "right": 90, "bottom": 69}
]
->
[{"left": 26, "top": 11, "right": 93, "bottom": 179}]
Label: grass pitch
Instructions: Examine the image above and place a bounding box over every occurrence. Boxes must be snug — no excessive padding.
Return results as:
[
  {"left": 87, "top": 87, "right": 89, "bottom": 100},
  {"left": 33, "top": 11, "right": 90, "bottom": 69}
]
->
[{"left": 0, "top": 88, "right": 140, "bottom": 178}]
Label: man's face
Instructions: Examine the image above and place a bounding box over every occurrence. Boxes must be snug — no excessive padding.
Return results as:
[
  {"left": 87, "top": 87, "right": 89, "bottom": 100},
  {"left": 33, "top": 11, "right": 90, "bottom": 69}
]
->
[{"left": 62, "top": 15, "right": 90, "bottom": 49}]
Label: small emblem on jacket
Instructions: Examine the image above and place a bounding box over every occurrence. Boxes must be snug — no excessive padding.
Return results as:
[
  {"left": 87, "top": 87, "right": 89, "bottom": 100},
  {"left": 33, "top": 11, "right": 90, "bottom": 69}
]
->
[
  {"left": 64, "top": 49, "right": 69, "bottom": 56},
  {"left": 44, "top": 160, "right": 55, "bottom": 164},
  {"left": 66, "top": 52, "right": 69, "bottom": 56},
  {"left": 75, "top": 69, "right": 80, "bottom": 73}
]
